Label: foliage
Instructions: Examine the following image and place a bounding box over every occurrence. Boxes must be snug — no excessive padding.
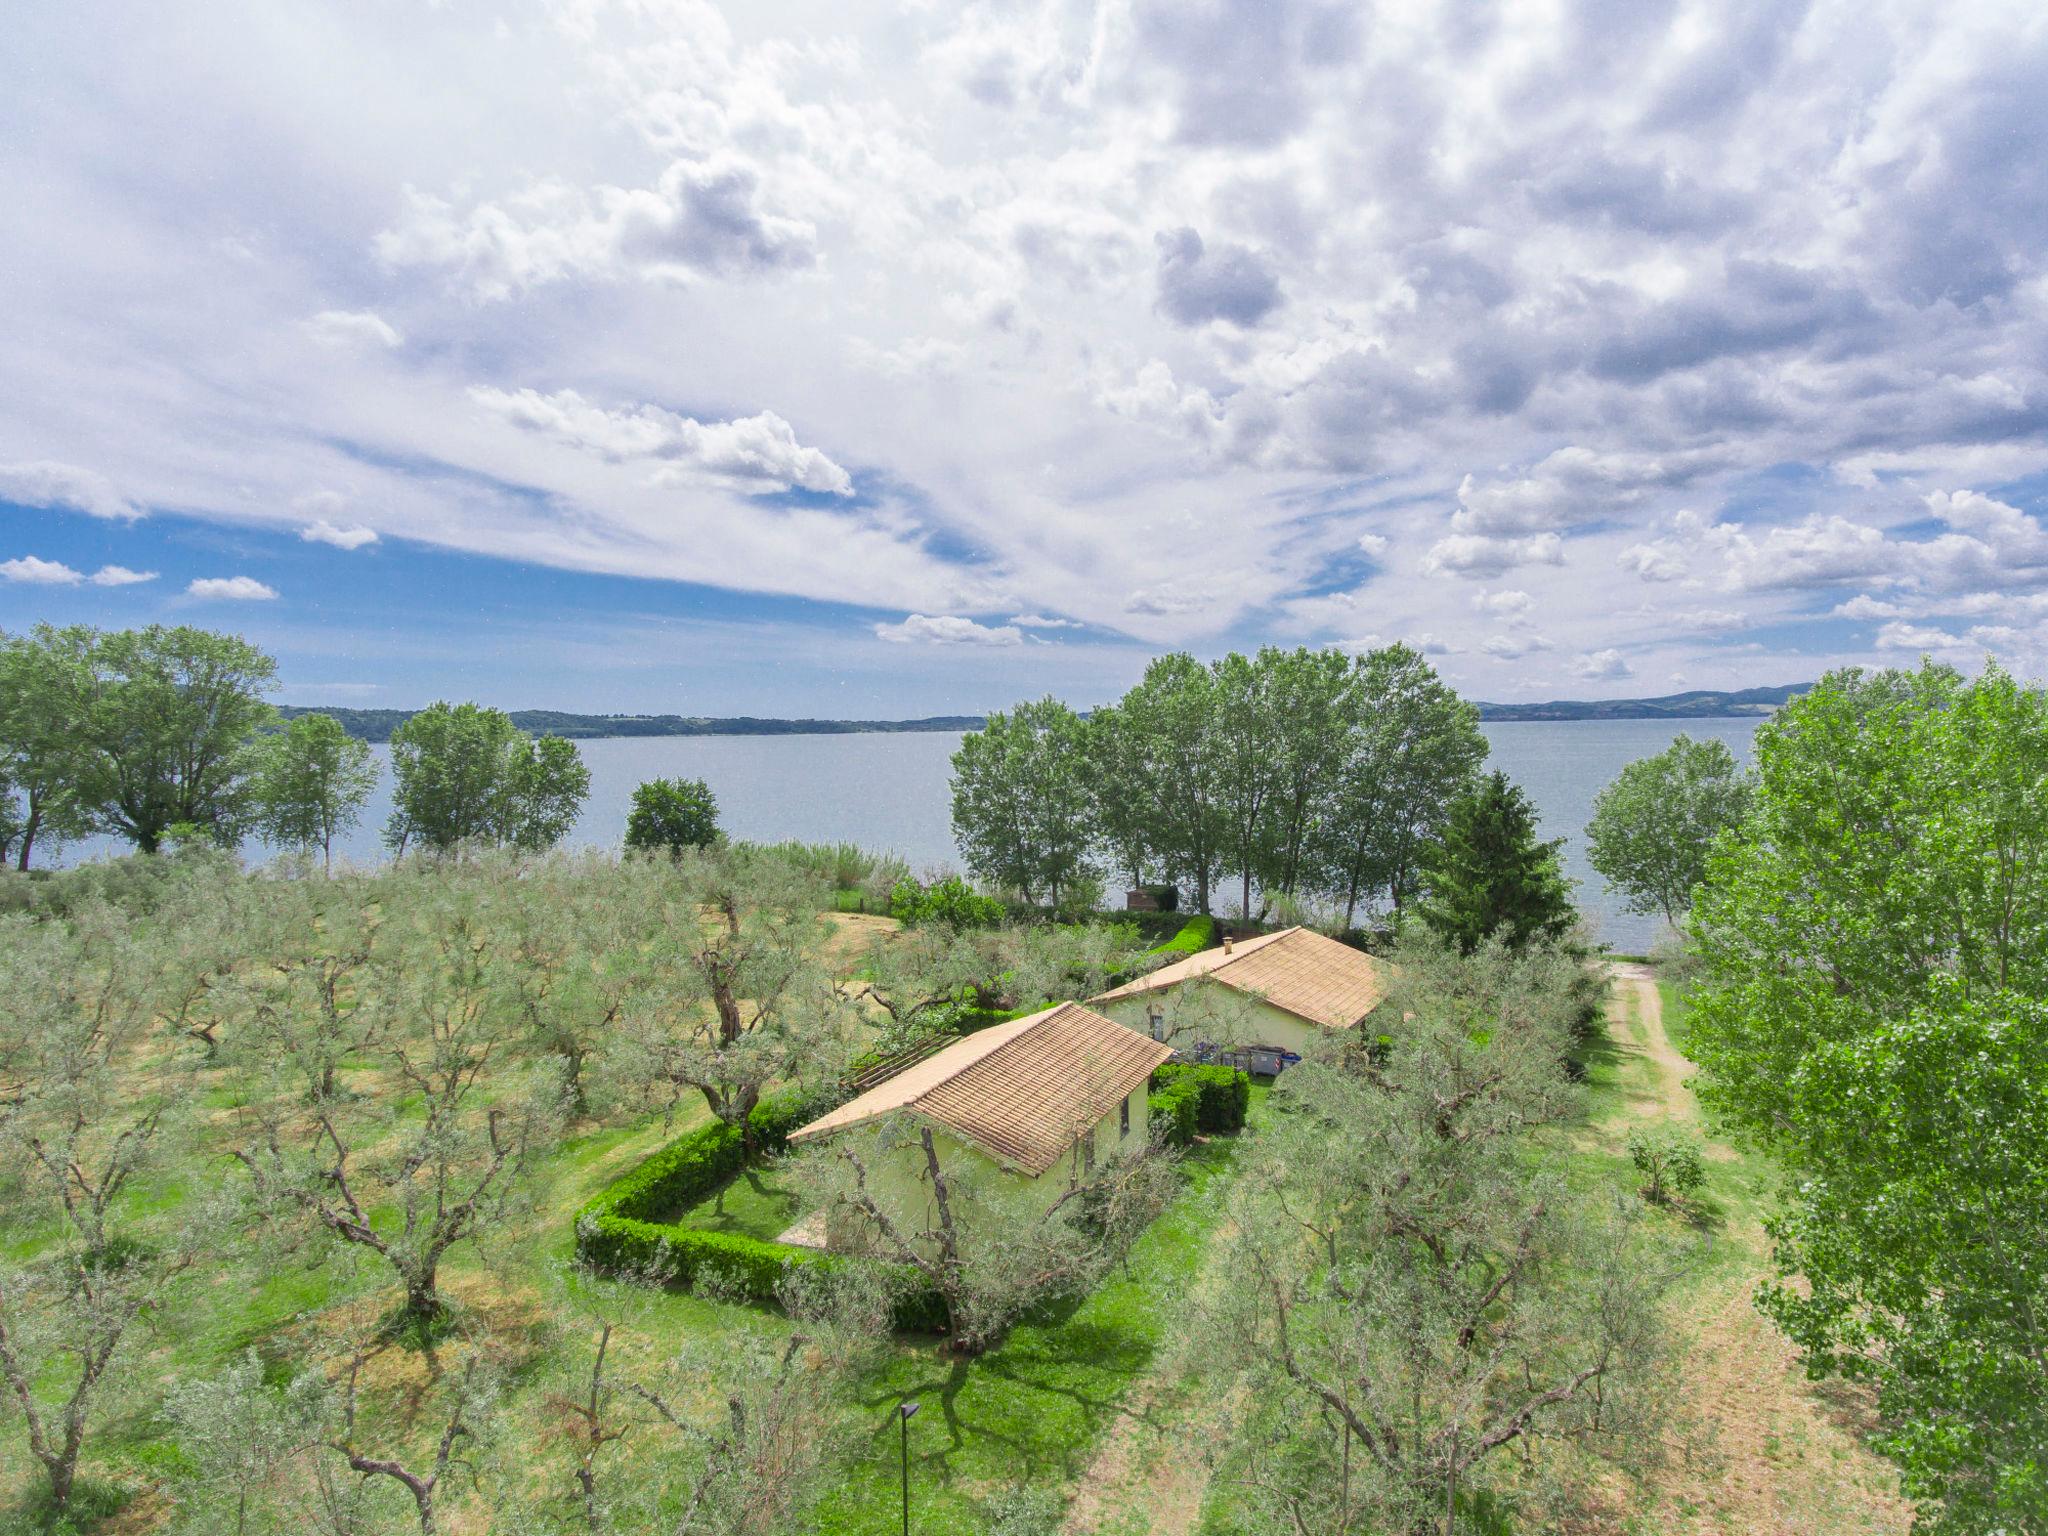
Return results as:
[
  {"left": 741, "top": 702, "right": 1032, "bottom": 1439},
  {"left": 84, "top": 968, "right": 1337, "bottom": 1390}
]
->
[
  {"left": 1145, "top": 913, "right": 1215, "bottom": 958},
  {"left": 1151, "top": 1063, "right": 1250, "bottom": 1134},
  {"left": 622, "top": 774, "right": 721, "bottom": 855},
  {"left": 1416, "top": 769, "right": 1577, "bottom": 953},
  {"left": 250, "top": 712, "right": 377, "bottom": 871},
  {"left": 384, "top": 701, "right": 590, "bottom": 854},
  {"left": 1587, "top": 733, "right": 1753, "bottom": 928},
  {"left": 1094, "top": 653, "right": 1229, "bottom": 914},
  {"left": 1149, "top": 1079, "right": 1201, "bottom": 1147},
  {"left": 1687, "top": 662, "right": 2048, "bottom": 1531},
  {"left": 1198, "top": 932, "right": 1670, "bottom": 1533},
  {"left": 0, "top": 626, "right": 98, "bottom": 870},
  {"left": 950, "top": 696, "right": 1098, "bottom": 909},
  {"left": 1626, "top": 1124, "right": 1705, "bottom": 1205},
  {"left": 739, "top": 839, "right": 909, "bottom": 900},
  {"left": 888, "top": 873, "right": 1005, "bottom": 930},
  {"left": 74, "top": 625, "right": 280, "bottom": 854}
]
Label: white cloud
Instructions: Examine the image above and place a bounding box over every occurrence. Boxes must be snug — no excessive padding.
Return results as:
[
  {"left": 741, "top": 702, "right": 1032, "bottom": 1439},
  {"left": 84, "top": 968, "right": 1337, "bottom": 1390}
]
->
[
  {"left": 1, "top": 555, "right": 85, "bottom": 584},
  {"left": 0, "top": 461, "right": 137, "bottom": 520},
  {"left": 472, "top": 387, "right": 854, "bottom": 496},
  {"left": 302, "top": 309, "right": 403, "bottom": 349},
  {"left": 873, "top": 613, "right": 1023, "bottom": 646},
  {"left": 1473, "top": 589, "right": 1534, "bottom": 620},
  {"left": 1875, "top": 621, "right": 1964, "bottom": 651},
  {"left": 1617, "top": 541, "right": 1688, "bottom": 581},
  {"left": 1357, "top": 533, "right": 1390, "bottom": 557},
  {"left": 1481, "top": 633, "right": 1556, "bottom": 660},
  {"left": 1572, "top": 648, "right": 1634, "bottom": 680},
  {"left": 1008, "top": 613, "right": 1077, "bottom": 628},
  {"left": 300, "top": 519, "right": 380, "bottom": 550},
  {"left": 90, "top": 564, "right": 157, "bottom": 586},
  {"left": 1412, "top": 632, "right": 1457, "bottom": 655},
  {"left": 1423, "top": 533, "right": 1565, "bottom": 579},
  {"left": 187, "top": 576, "right": 278, "bottom": 601}
]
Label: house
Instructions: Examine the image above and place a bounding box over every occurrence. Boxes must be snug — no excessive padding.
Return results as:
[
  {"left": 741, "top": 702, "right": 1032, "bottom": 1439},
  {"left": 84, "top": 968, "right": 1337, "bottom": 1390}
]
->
[
  {"left": 786, "top": 1001, "right": 1173, "bottom": 1247},
  {"left": 1090, "top": 925, "right": 1390, "bottom": 1075}
]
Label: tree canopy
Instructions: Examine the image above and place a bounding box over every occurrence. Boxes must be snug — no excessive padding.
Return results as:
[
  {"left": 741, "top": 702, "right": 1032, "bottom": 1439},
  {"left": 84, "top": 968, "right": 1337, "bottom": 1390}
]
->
[
  {"left": 1687, "top": 662, "right": 2048, "bottom": 1530},
  {"left": 949, "top": 696, "right": 1097, "bottom": 910},
  {"left": 1415, "top": 770, "right": 1576, "bottom": 952},
  {"left": 1586, "top": 733, "right": 1752, "bottom": 927},
  {"left": 252, "top": 711, "right": 377, "bottom": 871},
  {"left": 623, "top": 775, "right": 722, "bottom": 854},
  {"left": 385, "top": 702, "right": 590, "bottom": 854}
]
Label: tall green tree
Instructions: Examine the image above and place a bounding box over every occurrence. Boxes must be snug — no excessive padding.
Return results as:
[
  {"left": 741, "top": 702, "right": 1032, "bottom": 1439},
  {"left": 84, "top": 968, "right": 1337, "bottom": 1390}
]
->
[
  {"left": 1586, "top": 733, "right": 1752, "bottom": 928},
  {"left": 0, "top": 626, "right": 98, "bottom": 869},
  {"left": 949, "top": 697, "right": 1097, "bottom": 909},
  {"left": 623, "top": 776, "right": 721, "bottom": 854},
  {"left": 1083, "top": 705, "right": 1154, "bottom": 889},
  {"left": 253, "top": 712, "right": 377, "bottom": 872},
  {"left": 1113, "top": 654, "right": 1228, "bottom": 914},
  {"left": 1687, "top": 663, "right": 2048, "bottom": 1530},
  {"left": 1315, "top": 643, "right": 1487, "bottom": 926},
  {"left": 385, "top": 702, "right": 589, "bottom": 854},
  {"left": 1209, "top": 650, "right": 1284, "bottom": 919},
  {"left": 71, "top": 626, "right": 279, "bottom": 854},
  {"left": 1257, "top": 646, "right": 1357, "bottom": 901},
  {"left": 1414, "top": 770, "right": 1575, "bottom": 953}
]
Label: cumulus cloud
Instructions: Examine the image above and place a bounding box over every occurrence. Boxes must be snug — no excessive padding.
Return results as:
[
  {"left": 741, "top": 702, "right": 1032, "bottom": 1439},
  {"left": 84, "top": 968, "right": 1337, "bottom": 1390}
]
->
[
  {"left": 187, "top": 576, "right": 278, "bottom": 601},
  {"left": 1, "top": 555, "right": 85, "bottom": 584},
  {"left": 0, "top": 460, "right": 137, "bottom": 520},
  {"left": 302, "top": 310, "right": 403, "bottom": 348},
  {"left": 91, "top": 565, "right": 157, "bottom": 586},
  {"left": 1424, "top": 533, "right": 1565, "bottom": 579},
  {"left": 1482, "top": 633, "right": 1556, "bottom": 660},
  {"left": 873, "top": 613, "right": 1023, "bottom": 646},
  {"left": 380, "top": 159, "right": 818, "bottom": 299},
  {"left": 1357, "top": 533, "right": 1389, "bottom": 557},
  {"left": 473, "top": 387, "right": 854, "bottom": 496},
  {"left": 1875, "top": 621, "right": 1965, "bottom": 651},
  {"left": 300, "top": 519, "right": 380, "bottom": 550},
  {"left": 1154, "top": 228, "right": 1281, "bottom": 328},
  {"left": 1573, "top": 648, "right": 1635, "bottom": 680},
  {"left": 1474, "top": 589, "right": 1535, "bottom": 621}
]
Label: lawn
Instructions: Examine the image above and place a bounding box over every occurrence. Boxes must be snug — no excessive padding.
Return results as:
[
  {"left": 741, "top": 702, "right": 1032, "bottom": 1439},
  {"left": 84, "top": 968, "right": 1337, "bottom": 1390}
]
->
[{"left": 673, "top": 1159, "right": 807, "bottom": 1241}]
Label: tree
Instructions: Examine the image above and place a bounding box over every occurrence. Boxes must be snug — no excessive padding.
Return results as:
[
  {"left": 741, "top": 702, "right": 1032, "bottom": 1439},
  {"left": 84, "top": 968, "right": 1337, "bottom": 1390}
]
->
[
  {"left": 950, "top": 697, "right": 1098, "bottom": 910},
  {"left": 325, "top": 1344, "right": 497, "bottom": 1536},
  {"left": 385, "top": 702, "right": 589, "bottom": 854},
  {"left": 253, "top": 712, "right": 377, "bottom": 871},
  {"left": 1199, "top": 935, "right": 1668, "bottom": 1534},
  {"left": 1257, "top": 646, "right": 1357, "bottom": 901},
  {"left": 0, "top": 626, "right": 98, "bottom": 869},
  {"left": 232, "top": 883, "right": 566, "bottom": 1323},
  {"left": 623, "top": 776, "right": 721, "bottom": 854},
  {"left": 1209, "top": 650, "right": 1285, "bottom": 920},
  {"left": 1586, "top": 733, "right": 1752, "bottom": 929},
  {"left": 1414, "top": 770, "right": 1575, "bottom": 953},
  {"left": 70, "top": 625, "right": 279, "bottom": 854},
  {"left": 609, "top": 847, "right": 851, "bottom": 1132},
  {"left": 1627, "top": 1125, "right": 1705, "bottom": 1205},
  {"left": 1113, "top": 654, "right": 1228, "bottom": 914},
  {"left": 1687, "top": 662, "right": 2048, "bottom": 1530},
  {"left": 1084, "top": 706, "right": 1155, "bottom": 890},
  {"left": 1316, "top": 644, "right": 1488, "bottom": 926},
  {"left": 0, "top": 901, "right": 220, "bottom": 1519},
  {"left": 163, "top": 1351, "right": 328, "bottom": 1536}
]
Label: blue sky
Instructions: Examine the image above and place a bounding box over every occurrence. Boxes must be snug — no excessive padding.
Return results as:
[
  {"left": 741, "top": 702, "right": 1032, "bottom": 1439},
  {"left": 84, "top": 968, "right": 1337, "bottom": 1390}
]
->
[{"left": 4, "top": 0, "right": 2047, "bottom": 714}]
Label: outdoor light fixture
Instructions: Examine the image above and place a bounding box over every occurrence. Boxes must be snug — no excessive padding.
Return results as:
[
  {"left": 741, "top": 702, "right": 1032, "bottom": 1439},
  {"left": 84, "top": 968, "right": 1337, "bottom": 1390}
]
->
[{"left": 897, "top": 1401, "right": 920, "bottom": 1535}]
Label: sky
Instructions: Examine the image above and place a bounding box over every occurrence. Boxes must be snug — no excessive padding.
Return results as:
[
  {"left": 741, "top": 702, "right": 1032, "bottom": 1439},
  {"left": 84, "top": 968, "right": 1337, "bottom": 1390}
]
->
[{"left": 2, "top": 0, "right": 2046, "bottom": 717}]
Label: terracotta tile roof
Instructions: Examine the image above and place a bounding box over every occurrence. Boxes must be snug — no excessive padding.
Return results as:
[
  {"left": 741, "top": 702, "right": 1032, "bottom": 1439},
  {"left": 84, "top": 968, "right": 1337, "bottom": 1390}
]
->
[
  {"left": 787, "top": 1002, "right": 1174, "bottom": 1177},
  {"left": 1092, "top": 926, "right": 1389, "bottom": 1031}
]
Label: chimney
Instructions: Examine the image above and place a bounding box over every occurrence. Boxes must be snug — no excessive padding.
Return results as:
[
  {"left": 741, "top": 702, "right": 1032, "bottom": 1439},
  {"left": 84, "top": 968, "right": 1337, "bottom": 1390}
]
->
[{"left": 1223, "top": 934, "right": 1234, "bottom": 954}]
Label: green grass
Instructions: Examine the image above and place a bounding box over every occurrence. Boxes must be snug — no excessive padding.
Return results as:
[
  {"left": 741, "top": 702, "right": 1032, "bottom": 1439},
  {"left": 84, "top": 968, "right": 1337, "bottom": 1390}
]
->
[{"left": 672, "top": 1161, "right": 805, "bottom": 1241}]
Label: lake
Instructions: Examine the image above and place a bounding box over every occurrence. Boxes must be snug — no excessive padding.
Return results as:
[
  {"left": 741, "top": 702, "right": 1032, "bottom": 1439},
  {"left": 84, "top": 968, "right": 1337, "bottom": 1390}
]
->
[{"left": 52, "top": 718, "right": 1761, "bottom": 952}]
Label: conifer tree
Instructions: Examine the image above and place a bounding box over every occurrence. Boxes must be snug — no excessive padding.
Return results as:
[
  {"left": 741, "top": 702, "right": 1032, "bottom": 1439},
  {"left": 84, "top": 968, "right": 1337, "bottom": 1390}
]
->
[{"left": 1414, "top": 770, "right": 1575, "bottom": 952}]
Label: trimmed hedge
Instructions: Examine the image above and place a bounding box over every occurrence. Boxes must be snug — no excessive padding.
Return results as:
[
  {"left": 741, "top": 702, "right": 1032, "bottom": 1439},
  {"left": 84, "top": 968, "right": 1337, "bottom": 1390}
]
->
[
  {"left": 1152, "top": 1063, "right": 1250, "bottom": 1135},
  {"left": 1146, "top": 914, "right": 1217, "bottom": 959},
  {"left": 574, "top": 1095, "right": 946, "bottom": 1333},
  {"left": 1150, "top": 1080, "right": 1201, "bottom": 1147}
]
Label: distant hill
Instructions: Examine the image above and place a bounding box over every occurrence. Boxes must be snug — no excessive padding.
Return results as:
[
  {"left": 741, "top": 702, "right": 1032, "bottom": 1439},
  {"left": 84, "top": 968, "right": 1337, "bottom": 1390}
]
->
[
  {"left": 1473, "top": 683, "right": 1812, "bottom": 722},
  {"left": 283, "top": 685, "right": 1812, "bottom": 741},
  {"left": 276, "top": 707, "right": 987, "bottom": 743}
]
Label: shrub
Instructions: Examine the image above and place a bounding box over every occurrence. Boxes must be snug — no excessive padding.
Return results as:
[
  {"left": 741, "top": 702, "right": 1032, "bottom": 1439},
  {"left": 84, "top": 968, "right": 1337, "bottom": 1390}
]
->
[
  {"left": 890, "top": 875, "right": 1005, "bottom": 930},
  {"left": 1152, "top": 1063, "right": 1249, "bottom": 1134},
  {"left": 574, "top": 1112, "right": 946, "bottom": 1332},
  {"left": 1150, "top": 1080, "right": 1201, "bottom": 1147},
  {"left": 1627, "top": 1125, "right": 1706, "bottom": 1205},
  {"left": 1147, "top": 914, "right": 1216, "bottom": 958}
]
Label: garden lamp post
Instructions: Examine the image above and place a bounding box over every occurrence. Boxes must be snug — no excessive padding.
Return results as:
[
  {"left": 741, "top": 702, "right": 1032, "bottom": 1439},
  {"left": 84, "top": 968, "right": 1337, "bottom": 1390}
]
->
[{"left": 897, "top": 1400, "right": 920, "bottom": 1535}]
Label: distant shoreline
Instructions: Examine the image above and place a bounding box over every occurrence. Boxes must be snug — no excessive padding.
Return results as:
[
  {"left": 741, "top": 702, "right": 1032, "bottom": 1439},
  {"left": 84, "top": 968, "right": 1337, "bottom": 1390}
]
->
[{"left": 282, "top": 684, "right": 1811, "bottom": 743}]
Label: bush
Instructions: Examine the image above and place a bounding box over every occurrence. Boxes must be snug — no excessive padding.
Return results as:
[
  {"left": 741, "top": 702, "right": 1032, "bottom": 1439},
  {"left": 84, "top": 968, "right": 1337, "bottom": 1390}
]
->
[
  {"left": 890, "top": 875, "right": 1005, "bottom": 929},
  {"left": 1147, "top": 914, "right": 1216, "bottom": 958},
  {"left": 574, "top": 1110, "right": 946, "bottom": 1332},
  {"left": 1150, "top": 1080, "right": 1201, "bottom": 1147},
  {"left": 1627, "top": 1125, "right": 1706, "bottom": 1205},
  {"left": 1152, "top": 1063, "right": 1249, "bottom": 1134}
]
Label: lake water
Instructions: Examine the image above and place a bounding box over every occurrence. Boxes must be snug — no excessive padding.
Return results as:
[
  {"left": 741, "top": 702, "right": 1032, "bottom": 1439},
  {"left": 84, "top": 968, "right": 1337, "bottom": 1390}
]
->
[{"left": 52, "top": 718, "right": 1760, "bottom": 952}]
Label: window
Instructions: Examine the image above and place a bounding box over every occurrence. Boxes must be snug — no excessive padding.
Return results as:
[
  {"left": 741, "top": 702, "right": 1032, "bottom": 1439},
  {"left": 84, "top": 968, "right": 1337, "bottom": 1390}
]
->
[
  {"left": 1119, "top": 1093, "right": 1131, "bottom": 1139},
  {"left": 1147, "top": 1005, "right": 1165, "bottom": 1040}
]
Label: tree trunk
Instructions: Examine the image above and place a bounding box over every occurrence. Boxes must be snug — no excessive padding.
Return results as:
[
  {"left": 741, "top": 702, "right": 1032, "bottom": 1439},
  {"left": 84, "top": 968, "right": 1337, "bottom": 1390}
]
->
[{"left": 403, "top": 1268, "right": 442, "bottom": 1325}]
